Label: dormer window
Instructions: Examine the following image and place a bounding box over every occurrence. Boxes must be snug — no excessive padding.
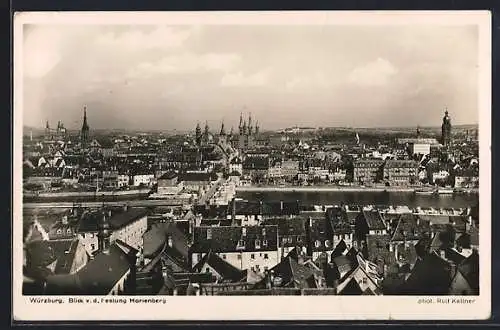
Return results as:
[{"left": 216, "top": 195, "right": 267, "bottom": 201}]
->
[
  {"left": 56, "top": 229, "right": 62, "bottom": 234},
  {"left": 66, "top": 229, "right": 72, "bottom": 234},
  {"left": 263, "top": 239, "right": 268, "bottom": 247},
  {"left": 255, "top": 239, "right": 261, "bottom": 249},
  {"left": 206, "top": 229, "right": 212, "bottom": 239},
  {"left": 242, "top": 227, "right": 247, "bottom": 236},
  {"left": 325, "top": 240, "right": 331, "bottom": 248},
  {"left": 237, "top": 240, "right": 246, "bottom": 249},
  {"left": 261, "top": 228, "right": 266, "bottom": 236},
  {"left": 315, "top": 240, "right": 321, "bottom": 248}
]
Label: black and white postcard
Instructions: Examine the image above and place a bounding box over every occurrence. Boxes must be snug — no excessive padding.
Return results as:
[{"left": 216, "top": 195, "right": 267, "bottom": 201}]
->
[{"left": 13, "top": 11, "right": 491, "bottom": 321}]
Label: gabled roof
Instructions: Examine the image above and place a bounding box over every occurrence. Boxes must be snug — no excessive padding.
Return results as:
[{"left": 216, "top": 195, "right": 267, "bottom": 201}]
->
[
  {"left": 266, "top": 256, "right": 318, "bottom": 289},
  {"left": 108, "top": 207, "right": 148, "bottom": 230},
  {"left": 457, "top": 250, "right": 479, "bottom": 292},
  {"left": 391, "top": 214, "right": 429, "bottom": 242},
  {"left": 190, "top": 225, "right": 279, "bottom": 253},
  {"left": 361, "top": 210, "right": 386, "bottom": 230},
  {"left": 398, "top": 252, "right": 453, "bottom": 295},
  {"left": 44, "top": 243, "right": 133, "bottom": 295},
  {"left": 193, "top": 251, "right": 245, "bottom": 282},
  {"left": 331, "top": 240, "right": 348, "bottom": 259}
]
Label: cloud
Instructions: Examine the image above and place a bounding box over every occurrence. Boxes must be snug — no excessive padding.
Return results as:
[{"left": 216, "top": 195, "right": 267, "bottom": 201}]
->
[
  {"left": 284, "top": 72, "right": 329, "bottom": 91},
  {"left": 348, "top": 58, "right": 398, "bottom": 87},
  {"left": 95, "top": 26, "right": 192, "bottom": 51},
  {"left": 220, "top": 69, "right": 270, "bottom": 87},
  {"left": 127, "top": 53, "right": 241, "bottom": 79}
]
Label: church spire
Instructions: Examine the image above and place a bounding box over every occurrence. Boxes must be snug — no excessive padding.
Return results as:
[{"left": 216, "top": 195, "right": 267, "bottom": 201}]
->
[
  {"left": 220, "top": 121, "right": 226, "bottom": 136},
  {"left": 81, "top": 106, "right": 90, "bottom": 145},
  {"left": 248, "top": 113, "right": 253, "bottom": 135}
]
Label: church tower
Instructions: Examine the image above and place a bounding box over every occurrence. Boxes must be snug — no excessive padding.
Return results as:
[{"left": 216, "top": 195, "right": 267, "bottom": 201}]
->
[
  {"left": 203, "top": 121, "right": 210, "bottom": 145},
  {"left": 97, "top": 211, "right": 111, "bottom": 255},
  {"left": 219, "top": 121, "right": 227, "bottom": 145},
  {"left": 195, "top": 122, "right": 202, "bottom": 146},
  {"left": 81, "top": 106, "right": 90, "bottom": 146},
  {"left": 247, "top": 113, "right": 253, "bottom": 135},
  {"left": 238, "top": 113, "right": 244, "bottom": 135},
  {"left": 441, "top": 109, "right": 452, "bottom": 147}
]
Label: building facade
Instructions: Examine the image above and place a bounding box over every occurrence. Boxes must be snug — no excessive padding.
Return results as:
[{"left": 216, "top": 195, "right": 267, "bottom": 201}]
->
[
  {"left": 383, "top": 160, "right": 419, "bottom": 186},
  {"left": 353, "top": 159, "right": 384, "bottom": 185}
]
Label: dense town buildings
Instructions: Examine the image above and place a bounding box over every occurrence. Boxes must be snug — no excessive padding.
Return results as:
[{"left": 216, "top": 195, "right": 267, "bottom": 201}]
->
[{"left": 22, "top": 108, "right": 479, "bottom": 296}]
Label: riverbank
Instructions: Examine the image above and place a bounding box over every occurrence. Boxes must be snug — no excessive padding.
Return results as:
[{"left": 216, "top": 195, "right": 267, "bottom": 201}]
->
[
  {"left": 236, "top": 186, "right": 415, "bottom": 193},
  {"left": 23, "top": 188, "right": 151, "bottom": 203},
  {"left": 236, "top": 186, "right": 479, "bottom": 194}
]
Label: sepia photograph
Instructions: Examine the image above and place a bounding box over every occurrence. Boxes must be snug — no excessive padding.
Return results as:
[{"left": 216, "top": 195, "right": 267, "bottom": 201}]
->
[{"left": 13, "top": 11, "right": 491, "bottom": 321}]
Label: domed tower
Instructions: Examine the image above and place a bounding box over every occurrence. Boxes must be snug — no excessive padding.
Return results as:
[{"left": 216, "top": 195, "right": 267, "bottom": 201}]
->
[
  {"left": 81, "top": 106, "right": 90, "bottom": 146},
  {"left": 195, "top": 122, "right": 202, "bottom": 146},
  {"left": 97, "top": 211, "right": 111, "bottom": 254},
  {"left": 441, "top": 109, "right": 452, "bottom": 147}
]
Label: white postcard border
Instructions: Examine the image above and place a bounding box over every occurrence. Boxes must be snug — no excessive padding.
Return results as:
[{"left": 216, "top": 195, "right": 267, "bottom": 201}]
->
[{"left": 12, "top": 10, "right": 492, "bottom": 321}]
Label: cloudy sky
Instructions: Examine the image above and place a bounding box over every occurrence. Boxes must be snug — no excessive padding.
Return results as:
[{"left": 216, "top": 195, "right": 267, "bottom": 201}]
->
[{"left": 22, "top": 23, "right": 479, "bottom": 131}]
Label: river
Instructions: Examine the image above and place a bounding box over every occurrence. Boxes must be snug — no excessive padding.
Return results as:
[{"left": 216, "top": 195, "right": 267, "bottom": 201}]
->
[{"left": 236, "top": 191, "right": 479, "bottom": 209}]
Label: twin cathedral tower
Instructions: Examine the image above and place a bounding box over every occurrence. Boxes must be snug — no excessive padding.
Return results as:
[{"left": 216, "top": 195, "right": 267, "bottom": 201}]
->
[{"left": 195, "top": 112, "right": 260, "bottom": 149}]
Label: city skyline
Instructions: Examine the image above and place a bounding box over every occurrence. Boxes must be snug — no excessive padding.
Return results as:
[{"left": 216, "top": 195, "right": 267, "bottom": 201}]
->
[{"left": 22, "top": 24, "right": 479, "bottom": 131}]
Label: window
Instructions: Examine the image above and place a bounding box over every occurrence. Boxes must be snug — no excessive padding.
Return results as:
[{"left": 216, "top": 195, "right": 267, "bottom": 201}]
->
[
  {"left": 91, "top": 243, "right": 96, "bottom": 250},
  {"left": 56, "top": 229, "right": 62, "bottom": 234},
  {"left": 255, "top": 239, "right": 261, "bottom": 249},
  {"left": 222, "top": 254, "right": 226, "bottom": 259},
  {"left": 205, "top": 268, "right": 210, "bottom": 273},
  {"left": 262, "top": 228, "right": 266, "bottom": 236},
  {"left": 315, "top": 240, "right": 321, "bottom": 248},
  {"left": 242, "top": 227, "right": 247, "bottom": 236},
  {"left": 264, "top": 253, "right": 269, "bottom": 259},
  {"left": 287, "top": 237, "right": 293, "bottom": 243},
  {"left": 67, "top": 229, "right": 72, "bottom": 234},
  {"left": 206, "top": 229, "right": 212, "bottom": 239},
  {"left": 297, "top": 236, "right": 302, "bottom": 243},
  {"left": 263, "top": 239, "right": 268, "bottom": 247},
  {"left": 251, "top": 254, "right": 255, "bottom": 259},
  {"left": 325, "top": 240, "right": 331, "bottom": 248},
  {"left": 237, "top": 254, "right": 242, "bottom": 260}
]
